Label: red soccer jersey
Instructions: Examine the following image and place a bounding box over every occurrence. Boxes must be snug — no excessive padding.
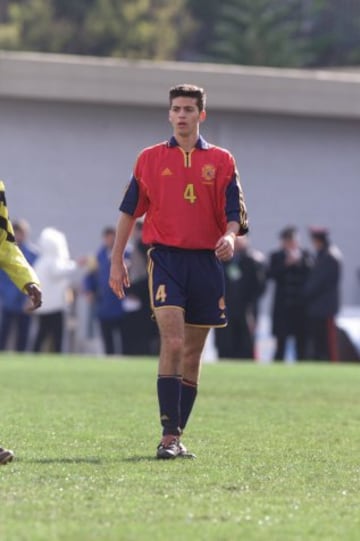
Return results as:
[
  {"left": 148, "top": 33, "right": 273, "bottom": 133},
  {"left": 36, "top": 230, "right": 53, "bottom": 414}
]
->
[{"left": 120, "top": 136, "right": 248, "bottom": 249}]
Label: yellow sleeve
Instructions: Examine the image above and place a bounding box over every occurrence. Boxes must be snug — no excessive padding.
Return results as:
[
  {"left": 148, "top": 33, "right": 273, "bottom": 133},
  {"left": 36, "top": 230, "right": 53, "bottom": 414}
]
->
[{"left": 0, "top": 181, "right": 40, "bottom": 292}]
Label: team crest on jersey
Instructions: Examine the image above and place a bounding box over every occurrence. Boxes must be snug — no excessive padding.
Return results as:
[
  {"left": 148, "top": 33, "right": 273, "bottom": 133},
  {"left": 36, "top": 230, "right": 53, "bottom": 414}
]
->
[{"left": 201, "top": 164, "right": 216, "bottom": 182}]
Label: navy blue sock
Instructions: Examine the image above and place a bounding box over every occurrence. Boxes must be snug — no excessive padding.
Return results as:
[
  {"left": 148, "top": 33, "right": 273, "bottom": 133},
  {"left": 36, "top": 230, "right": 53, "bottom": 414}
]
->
[
  {"left": 180, "top": 378, "right": 198, "bottom": 432},
  {"left": 157, "top": 375, "right": 182, "bottom": 436}
]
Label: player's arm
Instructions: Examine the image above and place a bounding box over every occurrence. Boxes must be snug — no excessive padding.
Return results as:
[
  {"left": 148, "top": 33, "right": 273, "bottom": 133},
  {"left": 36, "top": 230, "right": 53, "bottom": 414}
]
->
[
  {"left": 24, "top": 283, "right": 42, "bottom": 310},
  {"left": 215, "top": 221, "right": 240, "bottom": 262},
  {"left": 109, "top": 212, "right": 137, "bottom": 299},
  {"left": 0, "top": 229, "right": 42, "bottom": 309},
  {"left": 225, "top": 169, "right": 249, "bottom": 236},
  {"left": 0, "top": 181, "right": 42, "bottom": 309},
  {"left": 215, "top": 162, "right": 249, "bottom": 261},
  {"left": 110, "top": 157, "right": 149, "bottom": 298}
]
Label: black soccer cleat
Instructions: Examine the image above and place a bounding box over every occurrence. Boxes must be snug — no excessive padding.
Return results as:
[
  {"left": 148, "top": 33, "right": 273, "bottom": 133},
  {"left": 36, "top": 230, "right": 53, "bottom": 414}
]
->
[
  {"left": 0, "top": 447, "right": 15, "bottom": 465},
  {"left": 156, "top": 438, "right": 182, "bottom": 459}
]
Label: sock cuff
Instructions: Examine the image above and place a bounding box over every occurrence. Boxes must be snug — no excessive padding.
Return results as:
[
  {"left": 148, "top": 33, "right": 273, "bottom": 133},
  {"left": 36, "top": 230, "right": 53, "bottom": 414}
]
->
[{"left": 182, "top": 377, "right": 198, "bottom": 388}]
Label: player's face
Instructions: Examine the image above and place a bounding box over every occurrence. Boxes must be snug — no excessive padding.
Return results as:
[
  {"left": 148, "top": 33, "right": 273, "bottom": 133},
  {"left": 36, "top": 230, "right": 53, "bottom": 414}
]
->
[{"left": 169, "top": 97, "right": 206, "bottom": 138}]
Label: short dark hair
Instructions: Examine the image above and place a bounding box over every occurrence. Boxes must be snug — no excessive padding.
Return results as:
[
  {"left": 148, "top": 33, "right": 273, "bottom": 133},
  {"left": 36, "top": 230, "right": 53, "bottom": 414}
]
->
[
  {"left": 169, "top": 84, "right": 206, "bottom": 112},
  {"left": 102, "top": 226, "right": 115, "bottom": 237},
  {"left": 279, "top": 226, "right": 297, "bottom": 240},
  {"left": 309, "top": 226, "right": 329, "bottom": 245}
]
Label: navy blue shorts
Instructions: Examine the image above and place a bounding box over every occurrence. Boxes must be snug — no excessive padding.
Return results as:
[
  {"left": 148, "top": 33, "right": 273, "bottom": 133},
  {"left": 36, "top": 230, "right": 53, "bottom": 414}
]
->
[{"left": 147, "top": 245, "right": 227, "bottom": 327}]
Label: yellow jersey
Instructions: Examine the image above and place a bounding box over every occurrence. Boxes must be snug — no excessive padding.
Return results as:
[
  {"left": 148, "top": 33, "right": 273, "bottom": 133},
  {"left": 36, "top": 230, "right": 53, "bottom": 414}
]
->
[{"left": 0, "top": 180, "right": 40, "bottom": 292}]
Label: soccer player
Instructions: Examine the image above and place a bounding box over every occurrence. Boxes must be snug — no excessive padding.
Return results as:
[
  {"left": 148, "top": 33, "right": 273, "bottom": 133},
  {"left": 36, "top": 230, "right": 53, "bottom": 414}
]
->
[
  {"left": 109, "top": 84, "right": 248, "bottom": 458},
  {"left": 0, "top": 180, "right": 42, "bottom": 465}
]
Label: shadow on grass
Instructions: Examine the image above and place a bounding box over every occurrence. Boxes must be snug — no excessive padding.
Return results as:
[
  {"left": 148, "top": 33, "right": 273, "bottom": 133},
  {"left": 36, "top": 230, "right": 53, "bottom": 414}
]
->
[
  {"left": 122, "top": 456, "right": 157, "bottom": 463},
  {"left": 19, "top": 455, "right": 158, "bottom": 465},
  {"left": 123, "top": 455, "right": 196, "bottom": 462},
  {"left": 19, "top": 457, "right": 103, "bottom": 465}
]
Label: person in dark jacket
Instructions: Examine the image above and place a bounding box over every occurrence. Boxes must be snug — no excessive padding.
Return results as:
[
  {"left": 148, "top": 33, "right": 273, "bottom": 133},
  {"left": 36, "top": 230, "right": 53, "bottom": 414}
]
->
[
  {"left": 268, "top": 226, "right": 313, "bottom": 361},
  {"left": 304, "top": 227, "right": 342, "bottom": 361},
  {"left": 215, "top": 236, "right": 266, "bottom": 359},
  {"left": 84, "top": 227, "right": 126, "bottom": 355}
]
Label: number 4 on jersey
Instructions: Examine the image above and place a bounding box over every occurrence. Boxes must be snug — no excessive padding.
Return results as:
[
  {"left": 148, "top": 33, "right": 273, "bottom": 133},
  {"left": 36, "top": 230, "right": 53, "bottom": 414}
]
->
[{"left": 184, "top": 183, "right": 197, "bottom": 204}]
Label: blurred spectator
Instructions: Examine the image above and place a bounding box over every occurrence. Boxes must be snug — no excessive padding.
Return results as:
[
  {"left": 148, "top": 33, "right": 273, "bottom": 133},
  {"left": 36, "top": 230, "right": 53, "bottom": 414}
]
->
[
  {"left": 267, "top": 226, "right": 313, "bottom": 361},
  {"left": 83, "top": 227, "right": 126, "bottom": 355},
  {"left": 304, "top": 227, "right": 342, "bottom": 361},
  {"left": 32, "top": 227, "right": 83, "bottom": 353},
  {"left": 0, "top": 219, "right": 38, "bottom": 351},
  {"left": 215, "top": 236, "right": 266, "bottom": 359},
  {"left": 121, "top": 220, "right": 159, "bottom": 355}
]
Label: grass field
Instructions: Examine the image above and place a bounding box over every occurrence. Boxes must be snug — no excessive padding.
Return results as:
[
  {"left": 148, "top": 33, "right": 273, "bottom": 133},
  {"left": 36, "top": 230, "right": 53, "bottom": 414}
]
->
[{"left": 0, "top": 355, "right": 360, "bottom": 541}]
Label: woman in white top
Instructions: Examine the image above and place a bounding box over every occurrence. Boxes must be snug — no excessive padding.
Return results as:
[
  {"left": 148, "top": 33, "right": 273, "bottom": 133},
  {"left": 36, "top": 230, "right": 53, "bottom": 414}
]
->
[{"left": 32, "top": 227, "right": 81, "bottom": 353}]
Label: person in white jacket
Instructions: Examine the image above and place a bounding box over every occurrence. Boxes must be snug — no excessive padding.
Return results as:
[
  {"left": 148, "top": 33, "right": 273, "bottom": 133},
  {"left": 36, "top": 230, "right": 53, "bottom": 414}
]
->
[{"left": 32, "top": 227, "right": 81, "bottom": 353}]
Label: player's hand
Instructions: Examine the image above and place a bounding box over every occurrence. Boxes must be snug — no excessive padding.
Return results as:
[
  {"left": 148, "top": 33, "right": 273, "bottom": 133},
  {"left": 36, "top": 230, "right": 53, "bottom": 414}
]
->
[
  {"left": 109, "top": 260, "right": 130, "bottom": 299},
  {"left": 215, "top": 233, "right": 236, "bottom": 262},
  {"left": 24, "top": 283, "right": 42, "bottom": 311}
]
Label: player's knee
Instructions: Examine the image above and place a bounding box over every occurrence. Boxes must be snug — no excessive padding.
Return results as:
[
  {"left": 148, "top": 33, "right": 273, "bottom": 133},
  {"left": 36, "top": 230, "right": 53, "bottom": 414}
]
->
[{"left": 163, "top": 335, "right": 184, "bottom": 356}]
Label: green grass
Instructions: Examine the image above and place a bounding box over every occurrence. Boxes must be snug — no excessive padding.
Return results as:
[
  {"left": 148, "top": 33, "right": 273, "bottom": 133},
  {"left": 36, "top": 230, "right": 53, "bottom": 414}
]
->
[{"left": 1, "top": 355, "right": 360, "bottom": 541}]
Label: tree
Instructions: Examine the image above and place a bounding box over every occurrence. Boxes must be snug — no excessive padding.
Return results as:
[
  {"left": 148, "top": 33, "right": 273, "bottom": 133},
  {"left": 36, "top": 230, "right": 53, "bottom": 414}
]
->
[
  {"left": 0, "top": 0, "right": 195, "bottom": 59},
  {"left": 1, "top": 0, "right": 359, "bottom": 68},
  {"left": 304, "top": 0, "right": 360, "bottom": 67},
  {"left": 209, "top": 0, "right": 307, "bottom": 67},
  {"left": 185, "top": 0, "right": 221, "bottom": 61},
  {"left": 82, "top": 0, "right": 195, "bottom": 60},
  {"left": 0, "top": 0, "right": 79, "bottom": 53}
]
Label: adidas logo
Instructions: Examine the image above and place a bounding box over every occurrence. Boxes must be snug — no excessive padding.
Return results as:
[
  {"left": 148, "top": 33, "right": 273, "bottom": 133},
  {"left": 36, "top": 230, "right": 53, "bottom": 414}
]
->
[{"left": 161, "top": 168, "right": 173, "bottom": 176}]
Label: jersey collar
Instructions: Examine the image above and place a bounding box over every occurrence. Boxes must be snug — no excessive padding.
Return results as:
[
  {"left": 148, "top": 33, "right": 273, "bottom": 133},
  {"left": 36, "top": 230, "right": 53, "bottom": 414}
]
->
[{"left": 168, "top": 135, "right": 210, "bottom": 150}]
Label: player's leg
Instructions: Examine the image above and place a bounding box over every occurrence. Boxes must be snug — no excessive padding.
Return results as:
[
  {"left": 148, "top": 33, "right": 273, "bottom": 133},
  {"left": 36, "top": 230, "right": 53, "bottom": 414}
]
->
[
  {"left": 180, "top": 324, "right": 209, "bottom": 431},
  {"left": 156, "top": 307, "right": 185, "bottom": 375},
  {"left": 147, "top": 246, "right": 188, "bottom": 458},
  {"left": 177, "top": 251, "right": 225, "bottom": 457},
  {"left": 154, "top": 306, "right": 185, "bottom": 458}
]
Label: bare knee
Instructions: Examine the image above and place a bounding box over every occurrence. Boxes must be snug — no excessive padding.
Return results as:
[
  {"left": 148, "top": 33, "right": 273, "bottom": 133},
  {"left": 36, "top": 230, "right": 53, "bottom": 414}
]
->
[
  {"left": 159, "top": 335, "right": 184, "bottom": 374},
  {"left": 161, "top": 335, "right": 184, "bottom": 355}
]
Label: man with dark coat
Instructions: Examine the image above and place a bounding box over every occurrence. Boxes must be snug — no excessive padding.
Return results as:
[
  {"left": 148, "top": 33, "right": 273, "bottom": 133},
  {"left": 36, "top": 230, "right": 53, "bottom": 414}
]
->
[
  {"left": 304, "top": 227, "right": 342, "bottom": 361},
  {"left": 268, "top": 226, "right": 313, "bottom": 361}
]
